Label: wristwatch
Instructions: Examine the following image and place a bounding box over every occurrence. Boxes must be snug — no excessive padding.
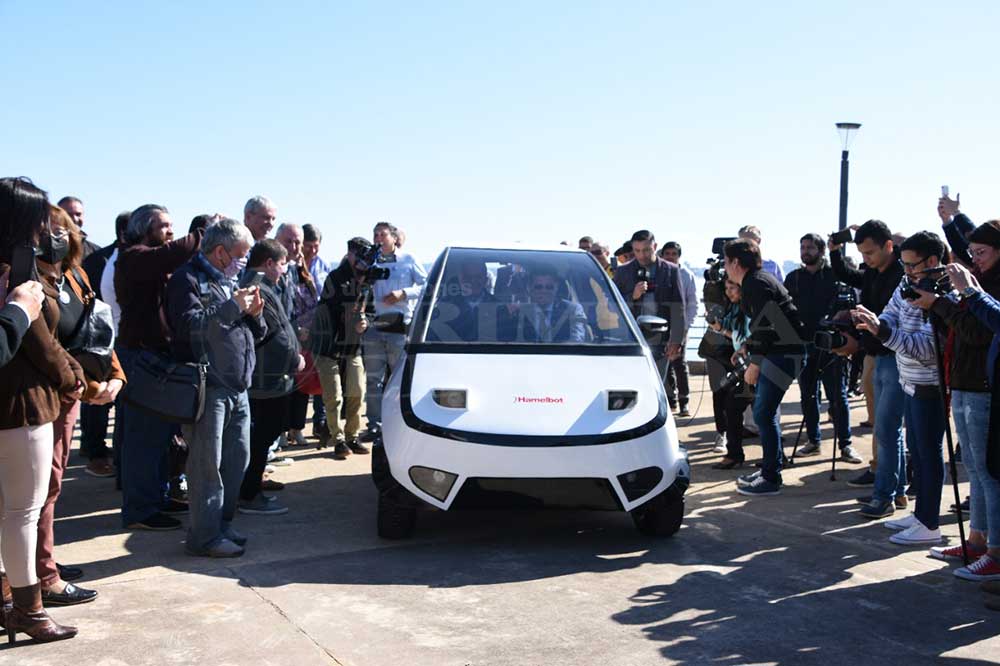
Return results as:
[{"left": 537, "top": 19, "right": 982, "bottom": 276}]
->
[{"left": 962, "top": 286, "right": 979, "bottom": 299}]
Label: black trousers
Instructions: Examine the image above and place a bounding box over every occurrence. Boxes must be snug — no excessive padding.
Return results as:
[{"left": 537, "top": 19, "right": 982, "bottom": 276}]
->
[
  {"left": 242, "top": 394, "right": 290, "bottom": 501},
  {"left": 666, "top": 348, "right": 691, "bottom": 407},
  {"left": 288, "top": 390, "right": 309, "bottom": 431},
  {"left": 724, "top": 384, "right": 754, "bottom": 462},
  {"left": 80, "top": 402, "right": 113, "bottom": 460}
]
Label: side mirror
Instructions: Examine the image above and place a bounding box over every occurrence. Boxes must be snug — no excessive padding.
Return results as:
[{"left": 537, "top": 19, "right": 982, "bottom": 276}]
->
[{"left": 637, "top": 315, "right": 668, "bottom": 334}]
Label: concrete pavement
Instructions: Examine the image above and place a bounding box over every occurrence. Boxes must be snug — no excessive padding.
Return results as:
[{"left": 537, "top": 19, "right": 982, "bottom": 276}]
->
[{"left": 11, "top": 380, "right": 1000, "bottom": 665}]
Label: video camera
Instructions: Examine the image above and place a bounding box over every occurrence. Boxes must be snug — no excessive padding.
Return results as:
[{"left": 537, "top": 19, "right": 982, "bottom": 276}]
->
[
  {"left": 355, "top": 245, "right": 391, "bottom": 282},
  {"left": 704, "top": 237, "right": 736, "bottom": 324},
  {"left": 813, "top": 282, "right": 859, "bottom": 352},
  {"left": 718, "top": 354, "right": 750, "bottom": 391},
  {"left": 900, "top": 266, "right": 952, "bottom": 300}
]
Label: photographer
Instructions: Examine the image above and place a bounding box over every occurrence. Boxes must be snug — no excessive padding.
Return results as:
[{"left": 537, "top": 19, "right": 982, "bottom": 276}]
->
[
  {"left": 852, "top": 232, "right": 947, "bottom": 544},
  {"left": 829, "top": 220, "right": 905, "bottom": 492},
  {"left": 707, "top": 279, "right": 753, "bottom": 469},
  {"left": 936, "top": 231, "right": 1000, "bottom": 580},
  {"left": 311, "top": 237, "right": 373, "bottom": 459},
  {"left": 723, "top": 239, "right": 805, "bottom": 496},
  {"left": 363, "top": 222, "right": 426, "bottom": 440},
  {"left": 784, "top": 233, "right": 861, "bottom": 463}
]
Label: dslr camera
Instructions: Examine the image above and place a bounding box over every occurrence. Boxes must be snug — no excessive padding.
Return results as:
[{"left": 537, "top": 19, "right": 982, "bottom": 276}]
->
[
  {"left": 813, "top": 282, "right": 859, "bottom": 352},
  {"left": 900, "top": 266, "right": 952, "bottom": 300},
  {"left": 355, "top": 245, "right": 391, "bottom": 282},
  {"left": 718, "top": 354, "right": 750, "bottom": 391}
]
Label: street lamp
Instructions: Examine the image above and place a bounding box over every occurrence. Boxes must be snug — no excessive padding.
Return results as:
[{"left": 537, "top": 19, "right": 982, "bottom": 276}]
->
[{"left": 836, "top": 122, "right": 861, "bottom": 231}]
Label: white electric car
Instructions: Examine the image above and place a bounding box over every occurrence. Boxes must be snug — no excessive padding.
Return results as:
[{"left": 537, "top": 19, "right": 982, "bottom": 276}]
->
[{"left": 371, "top": 245, "right": 689, "bottom": 538}]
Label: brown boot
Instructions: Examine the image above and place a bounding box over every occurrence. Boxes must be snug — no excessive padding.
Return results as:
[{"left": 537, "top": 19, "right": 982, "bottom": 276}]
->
[{"left": 6, "top": 583, "right": 77, "bottom": 644}]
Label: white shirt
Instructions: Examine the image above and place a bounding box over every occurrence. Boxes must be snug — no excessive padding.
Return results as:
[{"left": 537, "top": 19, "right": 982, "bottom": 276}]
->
[{"left": 101, "top": 247, "right": 121, "bottom": 332}]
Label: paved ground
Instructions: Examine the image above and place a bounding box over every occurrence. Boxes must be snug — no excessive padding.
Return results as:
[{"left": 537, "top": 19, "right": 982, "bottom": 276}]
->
[{"left": 10, "top": 378, "right": 1000, "bottom": 665}]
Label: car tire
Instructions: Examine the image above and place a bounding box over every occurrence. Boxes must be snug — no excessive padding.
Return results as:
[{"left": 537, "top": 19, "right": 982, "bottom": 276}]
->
[
  {"left": 377, "top": 494, "right": 417, "bottom": 539},
  {"left": 631, "top": 493, "right": 684, "bottom": 537}
]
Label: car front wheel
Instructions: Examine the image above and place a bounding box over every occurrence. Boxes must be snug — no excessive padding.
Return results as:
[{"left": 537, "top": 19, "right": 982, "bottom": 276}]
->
[{"left": 631, "top": 493, "right": 684, "bottom": 537}]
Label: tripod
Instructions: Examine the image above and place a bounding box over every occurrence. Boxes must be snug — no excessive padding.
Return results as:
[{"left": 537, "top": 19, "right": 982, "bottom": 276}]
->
[
  {"left": 928, "top": 315, "right": 971, "bottom": 565},
  {"left": 786, "top": 347, "right": 847, "bottom": 480}
]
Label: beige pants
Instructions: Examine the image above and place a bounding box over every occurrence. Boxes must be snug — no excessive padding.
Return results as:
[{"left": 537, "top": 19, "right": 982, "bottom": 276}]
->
[
  {"left": 862, "top": 354, "right": 877, "bottom": 469},
  {"left": 0, "top": 424, "right": 54, "bottom": 587},
  {"left": 316, "top": 354, "right": 366, "bottom": 442}
]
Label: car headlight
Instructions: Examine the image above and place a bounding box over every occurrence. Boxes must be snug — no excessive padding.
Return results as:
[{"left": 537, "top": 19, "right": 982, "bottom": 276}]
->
[
  {"left": 433, "top": 389, "right": 467, "bottom": 409},
  {"left": 607, "top": 390, "right": 637, "bottom": 411},
  {"left": 409, "top": 466, "right": 458, "bottom": 501}
]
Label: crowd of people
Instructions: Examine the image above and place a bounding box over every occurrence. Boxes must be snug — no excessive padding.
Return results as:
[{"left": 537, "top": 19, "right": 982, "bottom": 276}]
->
[
  {"left": 1, "top": 179, "right": 998, "bottom": 646},
  {"left": 691, "top": 203, "right": 1000, "bottom": 614}
]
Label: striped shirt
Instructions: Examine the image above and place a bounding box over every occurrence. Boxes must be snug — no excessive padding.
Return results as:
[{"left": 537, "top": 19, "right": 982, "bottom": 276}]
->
[{"left": 878, "top": 289, "right": 938, "bottom": 393}]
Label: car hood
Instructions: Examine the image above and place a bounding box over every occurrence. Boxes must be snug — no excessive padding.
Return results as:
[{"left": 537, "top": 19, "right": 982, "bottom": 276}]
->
[{"left": 403, "top": 353, "right": 666, "bottom": 437}]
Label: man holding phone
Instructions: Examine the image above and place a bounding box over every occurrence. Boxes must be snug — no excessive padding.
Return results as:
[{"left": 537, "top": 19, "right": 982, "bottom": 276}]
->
[{"left": 828, "top": 220, "right": 906, "bottom": 497}]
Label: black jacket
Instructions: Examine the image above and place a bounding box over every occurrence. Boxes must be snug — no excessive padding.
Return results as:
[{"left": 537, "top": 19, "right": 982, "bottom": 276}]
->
[
  {"left": 739, "top": 269, "right": 805, "bottom": 362},
  {"left": 0, "top": 303, "right": 30, "bottom": 369},
  {"left": 613, "top": 258, "right": 687, "bottom": 345},
  {"left": 246, "top": 276, "right": 300, "bottom": 399},
  {"left": 166, "top": 255, "right": 266, "bottom": 393},
  {"left": 783, "top": 260, "right": 839, "bottom": 339},
  {"left": 830, "top": 247, "right": 904, "bottom": 356},
  {"left": 310, "top": 261, "right": 371, "bottom": 358},
  {"left": 930, "top": 265, "right": 1000, "bottom": 393},
  {"left": 81, "top": 242, "right": 116, "bottom": 300}
]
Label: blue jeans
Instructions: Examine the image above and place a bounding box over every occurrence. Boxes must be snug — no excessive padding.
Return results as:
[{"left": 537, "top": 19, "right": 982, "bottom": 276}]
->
[
  {"left": 952, "top": 390, "right": 1000, "bottom": 546},
  {"left": 181, "top": 385, "right": 251, "bottom": 551},
  {"left": 118, "top": 347, "right": 175, "bottom": 526},
  {"left": 904, "top": 388, "right": 945, "bottom": 530},
  {"left": 363, "top": 330, "right": 406, "bottom": 426},
  {"left": 752, "top": 354, "right": 798, "bottom": 485},
  {"left": 872, "top": 354, "right": 906, "bottom": 503},
  {"left": 800, "top": 345, "right": 852, "bottom": 448}
]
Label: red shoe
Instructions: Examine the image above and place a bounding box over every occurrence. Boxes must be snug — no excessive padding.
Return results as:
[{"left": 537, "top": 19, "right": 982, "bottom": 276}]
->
[
  {"left": 955, "top": 555, "right": 1000, "bottom": 582},
  {"left": 930, "top": 543, "right": 987, "bottom": 561}
]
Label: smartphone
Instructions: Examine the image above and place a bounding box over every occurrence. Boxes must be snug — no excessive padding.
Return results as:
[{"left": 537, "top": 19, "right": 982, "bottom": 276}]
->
[
  {"left": 245, "top": 271, "right": 265, "bottom": 288},
  {"left": 942, "top": 185, "right": 950, "bottom": 198},
  {"left": 831, "top": 228, "right": 853, "bottom": 245}
]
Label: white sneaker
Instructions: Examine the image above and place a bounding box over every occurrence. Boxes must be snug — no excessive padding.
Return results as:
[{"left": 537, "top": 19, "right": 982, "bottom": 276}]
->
[
  {"left": 889, "top": 521, "right": 942, "bottom": 546},
  {"left": 884, "top": 513, "right": 920, "bottom": 531},
  {"left": 289, "top": 429, "right": 309, "bottom": 447},
  {"left": 713, "top": 433, "right": 727, "bottom": 453}
]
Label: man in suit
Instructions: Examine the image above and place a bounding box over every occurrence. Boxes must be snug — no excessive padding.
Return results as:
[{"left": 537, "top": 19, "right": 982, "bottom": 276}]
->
[
  {"left": 614, "top": 230, "right": 689, "bottom": 373},
  {"left": 431, "top": 260, "right": 501, "bottom": 342},
  {"left": 502, "top": 267, "right": 587, "bottom": 343}
]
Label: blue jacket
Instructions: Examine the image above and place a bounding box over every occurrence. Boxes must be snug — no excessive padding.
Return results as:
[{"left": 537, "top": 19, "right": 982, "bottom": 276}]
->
[
  {"left": 166, "top": 254, "right": 266, "bottom": 393},
  {"left": 965, "top": 290, "right": 1000, "bottom": 387}
]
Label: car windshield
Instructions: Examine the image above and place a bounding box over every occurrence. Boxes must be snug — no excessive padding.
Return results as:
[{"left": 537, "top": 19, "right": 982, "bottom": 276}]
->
[{"left": 416, "top": 248, "right": 639, "bottom": 345}]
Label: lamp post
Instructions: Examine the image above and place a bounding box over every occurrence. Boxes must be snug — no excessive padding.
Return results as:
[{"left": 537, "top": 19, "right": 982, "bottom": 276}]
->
[{"left": 836, "top": 122, "right": 861, "bottom": 231}]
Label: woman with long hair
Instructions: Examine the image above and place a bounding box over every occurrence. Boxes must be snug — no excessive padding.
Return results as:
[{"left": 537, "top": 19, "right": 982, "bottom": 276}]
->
[
  {"left": 0, "top": 177, "right": 83, "bottom": 644},
  {"left": 33, "top": 206, "right": 127, "bottom": 607}
]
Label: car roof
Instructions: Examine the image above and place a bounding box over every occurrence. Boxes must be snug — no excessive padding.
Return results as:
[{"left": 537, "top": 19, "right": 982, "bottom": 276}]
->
[{"left": 444, "top": 243, "right": 585, "bottom": 253}]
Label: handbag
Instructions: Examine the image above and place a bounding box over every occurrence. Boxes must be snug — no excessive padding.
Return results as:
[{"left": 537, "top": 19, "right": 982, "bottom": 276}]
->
[
  {"left": 60, "top": 268, "right": 116, "bottom": 381},
  {"left": 295, "top": 350, "right": 323, "bottom": 396},
  {"left": 122, "top": 350, "right": 207, "bottom": 424}
]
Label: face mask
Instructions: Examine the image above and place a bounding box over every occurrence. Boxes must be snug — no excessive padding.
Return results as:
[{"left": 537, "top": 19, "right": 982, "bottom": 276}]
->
[
  {"left": 223, "top": 254, "right": 247, "bottom": 279},
  {"left": 39, "top": 229, "right": 69, "bottom": 265}
]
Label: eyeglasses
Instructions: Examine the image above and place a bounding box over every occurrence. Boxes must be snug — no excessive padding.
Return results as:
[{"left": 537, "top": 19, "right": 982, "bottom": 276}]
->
[
  {"left": 901, "top": 257, "right": 929, "bottom": 271},
  {"left": 971, "top": 247, "right": 995, "bottom": 259},
  {"left": 532, "top": 283, "right": 556, "bottom": 291}
]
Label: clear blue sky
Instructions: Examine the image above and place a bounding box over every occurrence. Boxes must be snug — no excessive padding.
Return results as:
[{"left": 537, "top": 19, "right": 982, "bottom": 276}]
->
[{"left": 3, "top": 1, "right": 999, "bottom": 268}]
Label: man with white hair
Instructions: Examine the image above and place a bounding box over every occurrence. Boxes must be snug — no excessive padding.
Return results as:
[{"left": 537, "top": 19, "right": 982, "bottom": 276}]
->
[
  {"left": 244, "top": 195, "right": 277, "bottom": 241},
  {"left": 166, "top": 219, "right": 265, "bottom": 557}
]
